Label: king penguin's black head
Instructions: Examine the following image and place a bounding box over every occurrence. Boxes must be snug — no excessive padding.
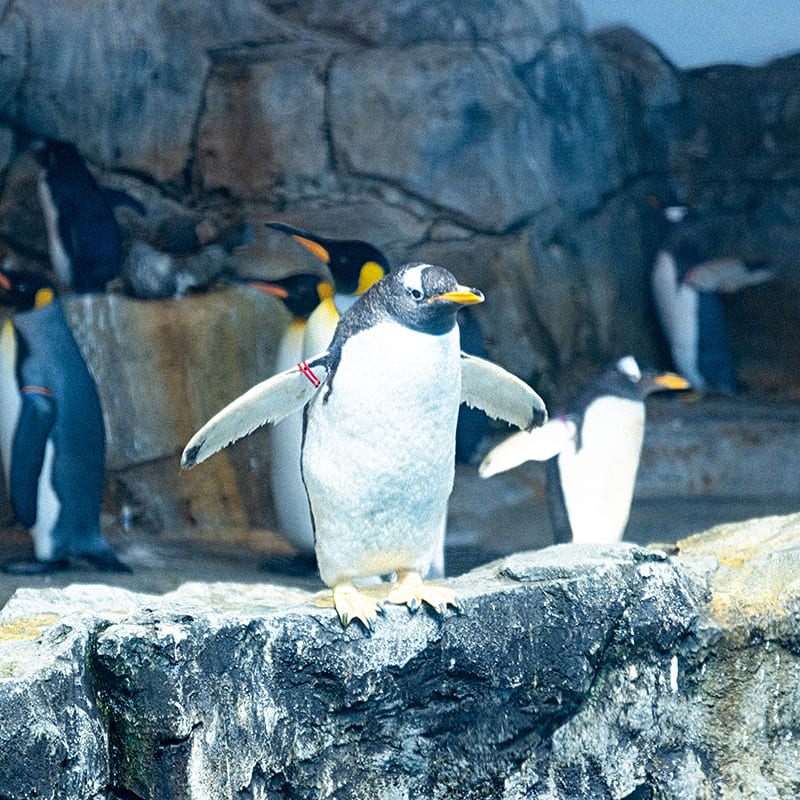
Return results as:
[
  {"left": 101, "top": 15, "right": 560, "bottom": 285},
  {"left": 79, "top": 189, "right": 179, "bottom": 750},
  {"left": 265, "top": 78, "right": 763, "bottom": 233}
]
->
[
  {"left": 265, "top": 222, "right": 389, "bottom": 296},
  {"left": 369, "top": 263, "right": 484, "bottom": 336},
  {"left": 231, "top": 272, "right": 332, "bottom": 320},
  {"left": 0, "top": 269, "right": 56, "bottom": 311}
]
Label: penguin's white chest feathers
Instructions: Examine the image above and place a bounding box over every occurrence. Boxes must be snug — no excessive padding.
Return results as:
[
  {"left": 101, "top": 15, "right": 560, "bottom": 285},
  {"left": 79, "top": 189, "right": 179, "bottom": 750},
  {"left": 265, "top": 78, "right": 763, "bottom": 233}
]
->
[
  {"left": 37, "top": 176, "right": 72, "bottom": 286},
  {"left": 303, "top": 321, "right": 461, "bottom": 585},
  {"left": 0, "top": 320, "right": 21, "bottom": 486},
  {"left": 651, "top": 252, "right": 702, "bottom": 388},
  {"left": 558, "top": 396, "right": 644, "bottom": 544}
]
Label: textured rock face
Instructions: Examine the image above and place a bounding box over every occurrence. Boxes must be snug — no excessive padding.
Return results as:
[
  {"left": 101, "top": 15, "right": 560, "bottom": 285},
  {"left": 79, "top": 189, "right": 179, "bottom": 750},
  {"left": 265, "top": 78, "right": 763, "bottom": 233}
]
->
[
  {"left": 2, "top": 516, "right": 800, "bottom": 799},
  {"left": 0, "top": 0, "right": 797, "bottom": 396}
]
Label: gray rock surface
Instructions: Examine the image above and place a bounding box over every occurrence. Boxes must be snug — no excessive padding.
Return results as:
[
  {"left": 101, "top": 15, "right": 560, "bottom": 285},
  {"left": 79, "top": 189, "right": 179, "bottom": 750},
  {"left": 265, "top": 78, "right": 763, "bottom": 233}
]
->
[{"left": 2, "top": 515, "right": 800, "bottom": 798}]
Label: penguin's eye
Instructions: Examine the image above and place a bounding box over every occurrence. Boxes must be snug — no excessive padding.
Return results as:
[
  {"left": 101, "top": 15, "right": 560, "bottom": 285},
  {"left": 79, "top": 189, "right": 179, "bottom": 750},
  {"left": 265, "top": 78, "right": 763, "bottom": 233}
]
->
[{"left": 408, "top": 287, "right": 423, "bottom": 300}]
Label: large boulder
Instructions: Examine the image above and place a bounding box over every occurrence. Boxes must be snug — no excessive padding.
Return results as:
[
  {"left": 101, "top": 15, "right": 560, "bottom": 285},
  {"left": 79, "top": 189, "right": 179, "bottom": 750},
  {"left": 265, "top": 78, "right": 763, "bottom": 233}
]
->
[{"left": 2, "top": 515, "right": 800, "bottom": 798}]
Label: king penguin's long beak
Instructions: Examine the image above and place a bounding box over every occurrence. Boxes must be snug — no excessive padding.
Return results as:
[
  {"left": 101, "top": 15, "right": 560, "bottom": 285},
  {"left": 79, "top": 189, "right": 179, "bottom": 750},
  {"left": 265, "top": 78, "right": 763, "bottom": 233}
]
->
[{"left": 432, "top": 285, "right": 484, "bottom": 305}]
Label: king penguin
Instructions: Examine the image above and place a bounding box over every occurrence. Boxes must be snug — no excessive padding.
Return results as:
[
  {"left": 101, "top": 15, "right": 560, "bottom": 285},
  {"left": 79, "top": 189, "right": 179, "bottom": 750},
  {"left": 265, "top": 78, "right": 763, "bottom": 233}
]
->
[
  {"left": 480, "top": 355, "right": 688, "bottom": 545},
  {"left": 182, "top": 263, "right": 546, "bottom": 631},
  {"left": 262, "top": 223, "right": 389, "bottom": 557},
  {"left": 32, "top": 139, "right": 146, "bottom": 292},
  {"left": 650, "top": 204, "right": 774, "bottom": 393},
  {"left": 233, "top": 271, "right": 334, "bottom": 560},
  {"left": 0, "top": 269, "right": 129, "bottom": 573}
]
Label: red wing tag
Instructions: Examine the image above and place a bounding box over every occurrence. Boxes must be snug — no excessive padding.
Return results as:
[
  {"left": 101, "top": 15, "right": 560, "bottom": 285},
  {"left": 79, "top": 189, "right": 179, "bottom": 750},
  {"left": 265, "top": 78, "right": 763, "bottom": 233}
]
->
[
  {"left": 21, "top": 385, "right": 53, "bottom": 397},
  {"left": 297, "top": 360, "right": 321, "bottom": 388}
]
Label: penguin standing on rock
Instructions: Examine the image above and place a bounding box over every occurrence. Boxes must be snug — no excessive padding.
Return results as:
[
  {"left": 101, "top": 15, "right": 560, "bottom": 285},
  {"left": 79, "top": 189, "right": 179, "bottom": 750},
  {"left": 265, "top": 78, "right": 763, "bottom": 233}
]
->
[
  {"left": 0, "top": 269, "right": 129, "bottom": 573},
  {"left": 32, "top": 139, "right": 146, "bottom": 292},
  {"left": 480, "top": 356, "right": 688, "bottom": 545},
  {"left": 183, "top": 263, "right": 546, "bottom": 631},
  {"left": 650, "top": 204, "right": 774, "bottom": 393},
  {"left": 262, "top": 223, "right": 490, "bottom": 566}
]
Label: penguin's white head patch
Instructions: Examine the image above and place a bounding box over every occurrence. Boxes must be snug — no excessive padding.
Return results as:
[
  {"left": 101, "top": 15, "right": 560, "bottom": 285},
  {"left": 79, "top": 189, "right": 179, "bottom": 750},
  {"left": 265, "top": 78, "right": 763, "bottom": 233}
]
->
[
  {"left": 616, "top": 355, "right": 641, "bottom": 382},
  {"left": 401, "top": 263, "right": 431, "bottom": 299}
]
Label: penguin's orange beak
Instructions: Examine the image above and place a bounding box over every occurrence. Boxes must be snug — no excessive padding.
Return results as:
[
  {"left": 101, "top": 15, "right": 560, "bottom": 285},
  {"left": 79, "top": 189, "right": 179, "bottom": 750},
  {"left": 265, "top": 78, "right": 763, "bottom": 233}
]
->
[
  {"left": 432, "top": 285, "right": 484, "bottom": 305},
  {"left": 0, "top": 273, "right": 10, "bottom": 291},
  {"left": 249, "top": 281, "right": 289, "bottom": 299},
  {"left": 293, "top": 235, "right": 331, "bottom": 264},
  {"left": 654, "top": 372, "right": 691, "bottom": 390}
]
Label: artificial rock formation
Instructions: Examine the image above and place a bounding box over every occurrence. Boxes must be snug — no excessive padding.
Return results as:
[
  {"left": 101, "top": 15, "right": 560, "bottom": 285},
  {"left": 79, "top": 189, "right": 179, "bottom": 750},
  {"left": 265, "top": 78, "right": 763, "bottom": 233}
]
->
[{"left": 2, "top": 514, "right": 800, "bottom": 799}]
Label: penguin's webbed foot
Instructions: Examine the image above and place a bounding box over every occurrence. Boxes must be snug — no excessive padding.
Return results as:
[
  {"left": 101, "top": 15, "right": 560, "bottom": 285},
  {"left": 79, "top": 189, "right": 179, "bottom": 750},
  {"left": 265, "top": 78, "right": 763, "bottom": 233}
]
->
[
  {"left": 332, "top": 581, "right": 384, "bottom": 632},
  {"left": 1, "top": 558, "right": 69, "bottom": 575},
  {"left": 387, "top": 570, "right": 459, "bottom": 616}
]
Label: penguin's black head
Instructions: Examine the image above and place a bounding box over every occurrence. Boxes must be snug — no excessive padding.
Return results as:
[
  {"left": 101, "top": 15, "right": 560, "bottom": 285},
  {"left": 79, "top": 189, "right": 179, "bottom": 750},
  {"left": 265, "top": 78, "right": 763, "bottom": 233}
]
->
[
  {"left": 0, "top": 270, "right": 56, "bottom": 311},
  {"left": 613, "top": 355, "right": 690, "bottom": 399},
  {"left": 30, "top": 139, "right": 83, "bottom": 176},
  {"left": 234, "top": 272, "right": 332, "bottom": 320},
  {"left": 266, "top": 222, "right": 388, "bottom": 296},
  {"left": 375, "top": 263, "right": 484, "bottom": 336}
]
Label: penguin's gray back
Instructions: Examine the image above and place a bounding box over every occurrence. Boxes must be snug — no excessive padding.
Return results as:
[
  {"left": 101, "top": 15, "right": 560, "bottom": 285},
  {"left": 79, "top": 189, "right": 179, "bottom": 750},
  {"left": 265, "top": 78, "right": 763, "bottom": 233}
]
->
[{"left": 303, "top": 316, "right": 461, "bottom": 587}]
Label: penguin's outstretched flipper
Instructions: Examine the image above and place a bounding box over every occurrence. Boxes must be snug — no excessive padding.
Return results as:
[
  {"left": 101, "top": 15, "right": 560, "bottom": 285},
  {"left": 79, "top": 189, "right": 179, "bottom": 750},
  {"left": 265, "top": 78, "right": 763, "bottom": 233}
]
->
[
  {"left": 478, "top": 416, "right": 577, "bottom": 478},
  {"left": 101, "top": 187, "right": 147, "bottom": 217},
  {"left": 182, "top": 356, "right": 329, "bottom": 469},
  {"left": 686, "top": 257, "right": 775, "bottom": 294},
  {"left": 460, "top": 353, "right": 547, "bottom": 432},
  {"left": 8, "top": 390, "right": 57, "bottom": 527}
]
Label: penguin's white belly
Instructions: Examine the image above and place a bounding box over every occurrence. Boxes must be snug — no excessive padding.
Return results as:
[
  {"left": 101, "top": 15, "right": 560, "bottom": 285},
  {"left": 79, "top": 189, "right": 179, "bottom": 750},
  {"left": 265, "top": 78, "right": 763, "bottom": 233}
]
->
[
  {"left": 303, "top": 322, "right": 460, "bottom": 586},
  {"left": 0, "top": 319, "right": 21, "bottom": 487},
  {"left": 651, "top": 252, "right": 703, "bottom": 388},
  {"left": 0, "top": 320, "right": 62, "bottom": 558},
  {"left": 270, "top": 319, "right": 315, "bottom": 551},
  {"left": 558, "top": 396, "right": 644, "bottom": 544},
  {"left": 38, "top": 177, "right": 72, "bottom": 286}
]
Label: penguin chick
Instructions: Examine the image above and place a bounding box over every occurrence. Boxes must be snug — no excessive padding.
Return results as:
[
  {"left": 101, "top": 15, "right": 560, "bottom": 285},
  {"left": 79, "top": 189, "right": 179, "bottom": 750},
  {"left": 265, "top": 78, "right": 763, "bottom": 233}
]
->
[
  {"left": 0, "top": 268, "right": 129, "bottom": 573},
  {"left": 32, "top": 139, "right": 146, "bottom": 292},
  {"left": 182, "top": 263, "right": 546, "bottom": 631},
  {"left": 480, "top": 355, "right": 688, "bottom": 545},
  {"left": 650, "top": 204, "right": 773, "bottom": 393}
]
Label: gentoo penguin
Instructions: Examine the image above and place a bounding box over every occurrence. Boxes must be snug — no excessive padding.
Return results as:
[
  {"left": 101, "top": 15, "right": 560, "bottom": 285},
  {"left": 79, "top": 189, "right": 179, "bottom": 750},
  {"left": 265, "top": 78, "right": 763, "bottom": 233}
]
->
[
  {"left": 650, "top": 204, "right": 774, "bottom": 393},
  {"left": 480, "top": 355, "right": 688, "bottom": 545},
  {"left": 32, "top": 139, "right": 146, "bottom": 292},
  {"left": 264, "top": 224, "right": 489, "bottom": 568},
  {"left": 183, "top": 263, "right": 546, "bottom": 630},
  {"left": 0, "top": 269, "right": 129, "bottom": 573}
]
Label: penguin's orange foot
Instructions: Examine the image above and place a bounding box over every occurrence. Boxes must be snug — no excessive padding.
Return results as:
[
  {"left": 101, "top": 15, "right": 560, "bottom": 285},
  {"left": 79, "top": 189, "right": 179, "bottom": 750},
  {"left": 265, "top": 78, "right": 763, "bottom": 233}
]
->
[
  {"left": 332, "top": 581, "right": 384, "bottom": 632},
  {"left": 386, "top": 570, "right": 459, "bottom": 615}
]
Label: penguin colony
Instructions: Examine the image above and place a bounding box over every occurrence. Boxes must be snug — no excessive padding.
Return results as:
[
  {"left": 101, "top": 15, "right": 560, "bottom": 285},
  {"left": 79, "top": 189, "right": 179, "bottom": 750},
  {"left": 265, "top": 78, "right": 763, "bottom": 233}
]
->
[
  {"left": 1, "top": 135, "right": 775, "bottom": 632},
  {"left": 480, "top": 356, "right": 689, "bottom": 545},
  {"left": 183, "top": 263, "right": 547, "bottom": 630}
]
